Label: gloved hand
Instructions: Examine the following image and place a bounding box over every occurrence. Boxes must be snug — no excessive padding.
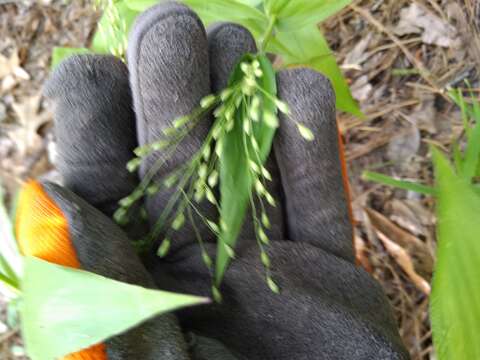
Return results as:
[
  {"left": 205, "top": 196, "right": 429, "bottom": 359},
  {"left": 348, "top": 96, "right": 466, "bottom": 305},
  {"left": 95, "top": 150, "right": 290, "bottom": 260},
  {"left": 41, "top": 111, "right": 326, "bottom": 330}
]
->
[{"left": 16, "top": 2, "right": 409, "bottom": 359}]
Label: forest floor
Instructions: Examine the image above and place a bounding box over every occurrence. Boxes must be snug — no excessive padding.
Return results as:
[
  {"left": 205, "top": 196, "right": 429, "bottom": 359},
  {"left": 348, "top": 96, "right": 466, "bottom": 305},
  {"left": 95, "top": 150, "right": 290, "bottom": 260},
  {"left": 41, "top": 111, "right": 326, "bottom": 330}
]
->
[{"left": 0, "top": 0, "right": 476, "bottom": 359}]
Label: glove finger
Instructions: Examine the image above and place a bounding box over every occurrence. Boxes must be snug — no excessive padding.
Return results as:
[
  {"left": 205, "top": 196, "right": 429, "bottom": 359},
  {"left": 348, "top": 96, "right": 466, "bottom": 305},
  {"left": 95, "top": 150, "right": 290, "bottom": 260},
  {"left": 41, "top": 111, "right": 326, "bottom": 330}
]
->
[
  {"left": 207, "top": 23, "right": 285, "bottom": 242},
  {"left": 274, "top": 68, "right": 354, "bottom": 262},
  {"left": 128, "top": 2, "right": 215, "bottom": 253},
  {"left": 16, "top": 180, "right": 191, "bottom": 360},
  {"left": 207, "top": 22, "right": 257, "bottom": 93},
  {"left": 43, "top": 54, "right": 138, "bottom": 217}
]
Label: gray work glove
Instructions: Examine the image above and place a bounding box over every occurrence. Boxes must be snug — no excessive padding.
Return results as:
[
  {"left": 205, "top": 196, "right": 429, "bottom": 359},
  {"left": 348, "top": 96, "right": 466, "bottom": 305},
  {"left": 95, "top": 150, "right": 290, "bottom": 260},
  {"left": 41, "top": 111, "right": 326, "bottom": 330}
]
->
[{"left": 42, "top": 2, "right": 409, "bottom": 359}]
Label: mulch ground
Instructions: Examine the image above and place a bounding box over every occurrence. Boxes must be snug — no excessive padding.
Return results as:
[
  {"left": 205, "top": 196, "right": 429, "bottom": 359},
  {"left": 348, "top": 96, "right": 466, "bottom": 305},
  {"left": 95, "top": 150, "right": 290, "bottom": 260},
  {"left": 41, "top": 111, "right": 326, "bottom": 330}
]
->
[{"left": 0, "top": 0, "right": 476, "bottom": 358}]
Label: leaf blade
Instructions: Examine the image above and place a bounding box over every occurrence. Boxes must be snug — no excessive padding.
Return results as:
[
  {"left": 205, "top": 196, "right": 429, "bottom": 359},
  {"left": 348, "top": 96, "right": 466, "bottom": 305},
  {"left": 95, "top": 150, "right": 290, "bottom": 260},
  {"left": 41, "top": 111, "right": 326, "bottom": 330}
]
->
[
  {"left": 430, "top": 148, "right": 480, "bottom": 359},
  {"left": 216, "top": 54, "right": 277, "bottom": 285},
  {"left": 22, "top": 257, "right": 208, "bottom": 359},
  {"left": 275, "top": 26, "right": 362, "bottom": 117},
  {"left": 362, "top": 171, "right": 436, "bottom": 196},
  {"left": 274, "top": 0, "right": 352, "bottom": 31}
]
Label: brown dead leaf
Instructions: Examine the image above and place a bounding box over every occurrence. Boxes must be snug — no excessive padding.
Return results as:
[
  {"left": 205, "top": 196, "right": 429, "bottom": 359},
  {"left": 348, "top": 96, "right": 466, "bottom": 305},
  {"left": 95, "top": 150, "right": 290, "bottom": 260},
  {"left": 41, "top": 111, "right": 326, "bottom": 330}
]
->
[
  {"left": 388, "top": 199, "right": 435, "bottom": 237},
  {"left": 394, "top": 3, "right": 460, "bottom": 48},
  {"left": 343, "top": 33, "right": 373, "bottom": 69},
  {"left": 0, "top": 50, "right": 30, "bottom": 94},
  {"left": 354, "top": 235, "right": 372, "bottom": 273},
  {"left": 9, "top": 95, "right": 51, "bottom": 157},
  {"left": 376, "top": 230, "right": 431, "bottom": 295},
  {"left": 387, "top": 125, "right": 421, "bottom": 165},
  {"left": 365, "top": 208, "right": 434, "bottom": 277}
]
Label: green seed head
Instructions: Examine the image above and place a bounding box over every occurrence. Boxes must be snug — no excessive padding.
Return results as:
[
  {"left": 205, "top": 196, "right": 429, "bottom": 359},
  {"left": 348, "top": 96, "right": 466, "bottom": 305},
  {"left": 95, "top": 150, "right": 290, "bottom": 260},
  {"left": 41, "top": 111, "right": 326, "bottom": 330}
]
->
[
  {"left": 173, "top": 115, "right": 190, "bottom": 128},
  {"left": 194, "top": 186, "right": 205, "bottom": 203},
  {"left": 202, "top": 145, "right": 211, "bottom": 161},
  {"left": 208, "top": 170, "right": 219, "bottom": 187},
  {"left": 163, "top": 174, "right": 178, "bottom": 188},
  {"left": 152, "top": 140, "right": 169, "bottom": 151},
  {"left": 275, "top": 99, "right": 290, "bottom": 114},
  {"left": 146, "top": 183, "right": 160, "bottom": 196},
  {"left": 224, "top": 244, "right": 235, "bottom": 258},
  {"left": 157, "top": 238, "right": 171, "bottom": 258},
  {"left": 202, "top": 251, "right": 213, "bottom": 268},
  {"left": 215, "top": 139, "right": 224, "bottom": 157},
  {"left": 243, "top": 118, "right": 251, "bottom": 134},
  {"left": 261, "top": 167, "right": 272, "bottom": 181},
  {"left": 258, "top": 227, "right": 269, "bottom": 244},
  {"left": 220, "top": 88, "right": 234, "bottom": 101},
  {"left": 249, "top": 160, "right": 260, "bottom": 173},
  {"left": 261, "top": 252, "right": 271, "bottom": 268},
  {"left": 267, "top": 276, "right": 280, "bottom": 294},
  {"left": 263, "top": 111, "right": 279, "bottom": 128},
  {"left": 198, "top": 163, "right": 208, "bottom": 179},
  {"left": 261, "top": 212, "right": 271, "bottom": 229},
  {"left": 265, "top": 192, "right": 276, "bottom": 207},
  {"left": 207, "top": 220, "right": 220, "bottom": 234},
  {"left": 113, "top": 207, "right": 129, "bottom": 226},
  {"left": 255, "top": 179, "right": 266, "bottom": 195},
  {"left": 162, "top": 127, "right": 177, "bottom": 136},
  {"left": 206, "top": 187, "right": 217, "bottom": 205},
  {"left": 200, "top": 94, "right": 217, "bottom": 109},
  {"left": 126, "top": 158, "right": 142, "bottom": 172},
  {"left": 133, "top": 144, "right": 152, "bottom": 157},
  {"left": 172, "top": 212, "right": 185, "bottom": 230},
  {"left": 297, "top": 124, "right": 315, "bottom": 141}
]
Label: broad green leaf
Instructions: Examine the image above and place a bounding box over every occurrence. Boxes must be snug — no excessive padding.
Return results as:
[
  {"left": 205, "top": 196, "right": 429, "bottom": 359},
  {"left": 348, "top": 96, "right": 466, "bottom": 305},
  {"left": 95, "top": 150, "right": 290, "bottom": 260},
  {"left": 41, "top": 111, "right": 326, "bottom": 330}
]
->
[
  {"left": 182, "top": 0, "right": 267, "bottom": 23},
  {"left": 362, "top": 171, "right": 436, "bottom": 196},
  {"left": 430, "top": 147, "right": 480, "bottom": 360},
  {"left": 22, "top": 257, "right": 208, "bottom": 359},
  {"left": 51, "top": 47, "right": 90, "bottom": 70},
  {"left": 263, "top": 0, "right": 290, "bottom": 15},
  {"left": 275, "top": 26, "right": 362, "bottom": 117},
  {"left": 452, "top": 140, "right": 463, "bottom": 173},
  {"left": 125, "top": 0, "right": 158, "bottom": 11},
  {"left": 216, "top": 54, "right": 277, "bottom": 284},
  {"left": 273, "top": 0, "right": 352, "bottom": 32},
  {"left": 91, "top": 1, "right": 139, "bottom": 54},
  {"left": 0, "top": 184, "right": 22, "bottom": 294},
  {"left": 237, "top": 0, "right": 262, "bottom": 6}
]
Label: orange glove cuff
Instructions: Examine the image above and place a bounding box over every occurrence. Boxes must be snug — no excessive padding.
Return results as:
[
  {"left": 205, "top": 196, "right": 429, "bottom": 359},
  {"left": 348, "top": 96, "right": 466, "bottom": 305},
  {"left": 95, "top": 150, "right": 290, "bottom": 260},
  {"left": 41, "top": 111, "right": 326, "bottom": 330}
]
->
[{"left": 16, "top": 180, "right": 107, "bottom": 360}]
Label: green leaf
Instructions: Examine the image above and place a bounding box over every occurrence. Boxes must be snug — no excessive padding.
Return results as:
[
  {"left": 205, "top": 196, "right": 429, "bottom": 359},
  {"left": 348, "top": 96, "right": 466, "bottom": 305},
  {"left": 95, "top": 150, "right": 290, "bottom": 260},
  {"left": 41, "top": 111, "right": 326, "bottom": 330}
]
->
[
  {"left": 0, "top": 184, "right": 22, "bottom": 295},
  {"left": 91, "top": 1, "right": 139, "bottom": 55},
  {"left": 275, "top": 26, "right": 362, "bottom": 117},
  {"left": 272, "top": 0, "right": 352, "bottom": 32},
  {"left": 125, "top": 0, "right": 158, "bottom": 11},
  {"left": 461, "top": 117, "right": 480, "bottom": 181},
  {"left": 182, "top": 0, "right": 267, "bottom": 24},
  {"left": 362, "top": 171, "right": 436, "bottom": 196},
  {"left": 297, "top": 123, "right": 314, "bottom": 141},
  {"left": 263, "top": 0, "right": 290, "bottom": 15},
  {"left": 430, "top": 147, "right": 480, "bottom": 359},
  {"left": 21, "top": 257, "right": 208, "bottom": 359},
  {"left": 51, "top": 47, "right": 90, "bottom": 70},
  {"left": 237, "top": 0, "right": 262, "bottom": 6},
  {"left": 216, "top": 54, "right": 277, "bottom": 285}
]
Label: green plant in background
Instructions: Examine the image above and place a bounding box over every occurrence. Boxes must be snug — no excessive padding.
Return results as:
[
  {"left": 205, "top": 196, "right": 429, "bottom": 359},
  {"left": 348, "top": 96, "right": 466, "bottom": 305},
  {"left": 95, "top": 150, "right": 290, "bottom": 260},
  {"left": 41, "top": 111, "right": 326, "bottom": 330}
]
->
[
  {"left": 53, "top": 0, "right": 361, "bottom": 116},
  {"left": 364, "top": 88, "right": 480, "bottom": 359},
  {"left": 0, "top": 186, "right": 208, "bottom": 359}
]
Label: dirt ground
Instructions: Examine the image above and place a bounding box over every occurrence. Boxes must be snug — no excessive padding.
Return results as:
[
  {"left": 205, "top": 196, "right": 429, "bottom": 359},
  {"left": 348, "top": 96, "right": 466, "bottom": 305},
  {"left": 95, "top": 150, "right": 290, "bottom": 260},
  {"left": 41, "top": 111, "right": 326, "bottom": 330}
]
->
[{"left": 0, "top": 0, "right": 476, "bottom": 358}]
